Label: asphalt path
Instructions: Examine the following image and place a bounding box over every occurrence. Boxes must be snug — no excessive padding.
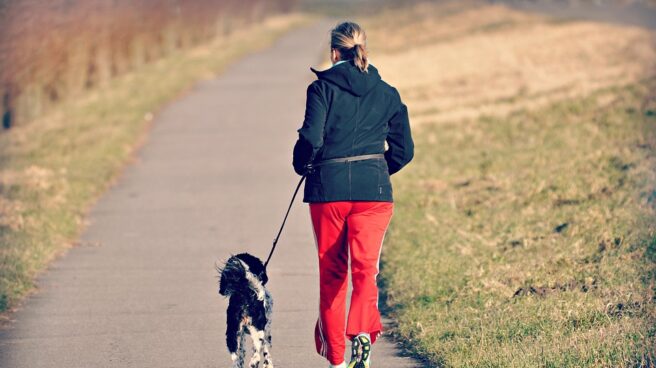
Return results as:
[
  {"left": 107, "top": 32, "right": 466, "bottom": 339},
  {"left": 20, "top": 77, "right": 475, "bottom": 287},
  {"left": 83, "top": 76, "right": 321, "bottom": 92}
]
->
[{"left": 0, "top": 19, "right": 420, "bottom": 368}]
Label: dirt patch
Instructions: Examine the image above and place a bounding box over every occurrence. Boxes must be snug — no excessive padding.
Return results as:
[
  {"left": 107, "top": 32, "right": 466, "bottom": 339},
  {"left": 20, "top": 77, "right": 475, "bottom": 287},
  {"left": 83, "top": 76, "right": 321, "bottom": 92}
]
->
[{"left": 513, "top": 278, "right": 597, "bottom": 298}]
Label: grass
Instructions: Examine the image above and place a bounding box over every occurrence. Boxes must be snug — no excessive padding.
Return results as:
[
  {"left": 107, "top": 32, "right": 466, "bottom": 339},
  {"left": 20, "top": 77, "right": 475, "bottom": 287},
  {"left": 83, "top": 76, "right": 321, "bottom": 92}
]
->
[
  {"left": 381, "top": 81, "right": 656, "bottom": 367},
  {"left": 0, "top": 12, "right": 313, "bottom": 315},
  {"left": 352, "top": 1, "right": 656, "bottom": 365},
  {"left": 363, "top": 1, "right": 655, "bottom": 126}
]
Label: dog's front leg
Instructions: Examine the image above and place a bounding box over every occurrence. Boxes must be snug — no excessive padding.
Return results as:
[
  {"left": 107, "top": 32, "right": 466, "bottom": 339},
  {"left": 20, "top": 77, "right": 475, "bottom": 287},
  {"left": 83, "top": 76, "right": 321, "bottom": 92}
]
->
[
  {"left": 261, "top": 323, "right": 273, "bottom": 368},
  {"left": 247, "top": 325, "right": 264, "bottom": 368},
  {"left": 264, "top": 291, "right": 273, "bottom": 347},
  {"left": 262, "top": 292, "right": 273, "bottom": 367},
  {"left": 227, "top": 299, "right": 245, "bottom": 368},
  {"left": 236, "top": 326, "right": 247, "bottom": 368},
  {"left": 261, "top": 331, "right": 273, "bottom": 368}
]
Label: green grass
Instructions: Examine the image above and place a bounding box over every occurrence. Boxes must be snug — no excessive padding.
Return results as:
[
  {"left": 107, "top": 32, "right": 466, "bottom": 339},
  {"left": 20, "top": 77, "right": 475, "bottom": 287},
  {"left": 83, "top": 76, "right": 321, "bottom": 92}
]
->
[
  {"left": 383, "top": 80, "right": 656, "bottom": 367},
  {"left": 0, "top": 13, "right": 313, "bottom": 315}
]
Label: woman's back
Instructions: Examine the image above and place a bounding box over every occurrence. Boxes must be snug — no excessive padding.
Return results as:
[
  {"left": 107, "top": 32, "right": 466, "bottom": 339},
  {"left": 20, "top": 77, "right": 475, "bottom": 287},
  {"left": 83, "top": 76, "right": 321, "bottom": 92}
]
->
[
  {"left": 292, "top": 24, "right": 413, "bottom": 204},
  {"left": 310, "top": 60, "right": 394, "bottom": 159}
]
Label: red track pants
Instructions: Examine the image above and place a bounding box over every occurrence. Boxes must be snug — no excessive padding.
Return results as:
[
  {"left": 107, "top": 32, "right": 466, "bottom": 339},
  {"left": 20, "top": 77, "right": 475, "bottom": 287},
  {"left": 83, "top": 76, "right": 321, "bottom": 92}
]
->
[{"left": 309, "top": 201, "right": 394, "bottom": 365}]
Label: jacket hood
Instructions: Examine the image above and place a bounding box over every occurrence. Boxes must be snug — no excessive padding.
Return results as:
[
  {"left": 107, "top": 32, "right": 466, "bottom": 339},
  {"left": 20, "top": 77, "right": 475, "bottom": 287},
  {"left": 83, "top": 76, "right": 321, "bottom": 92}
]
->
[{"left": 310, "top": 59, "right": 381, "bottom": 97}]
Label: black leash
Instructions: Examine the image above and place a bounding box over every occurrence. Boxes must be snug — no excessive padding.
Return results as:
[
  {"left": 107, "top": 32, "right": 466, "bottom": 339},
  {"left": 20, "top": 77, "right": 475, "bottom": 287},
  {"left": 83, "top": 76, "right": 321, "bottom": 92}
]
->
[
  {"left": 264, "top": 174, "right": 306, "bottom": 269},
  {"left": 263, "top": 153, "right": 384, "bottom": 269}
]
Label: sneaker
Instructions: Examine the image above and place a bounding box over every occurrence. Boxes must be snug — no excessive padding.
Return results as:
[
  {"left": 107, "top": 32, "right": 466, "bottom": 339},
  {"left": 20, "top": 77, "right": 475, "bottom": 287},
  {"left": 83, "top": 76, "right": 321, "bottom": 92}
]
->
[
  {"left": 329, "top": 362, "right": 346, "bottom": 368},
  {"left": 347, "top": 334, "right": 371, "bottom": 368}
]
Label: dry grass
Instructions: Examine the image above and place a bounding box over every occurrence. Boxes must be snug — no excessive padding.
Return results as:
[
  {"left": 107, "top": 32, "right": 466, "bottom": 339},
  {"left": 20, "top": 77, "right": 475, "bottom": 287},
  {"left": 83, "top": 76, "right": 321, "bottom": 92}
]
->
[
  {"left": 366, "top": 1, "right": 656, "bottom": 125},
  {"left": 0, "top": 0, "right": 297, "bottom": 127},
  {"left": 357, "top": 1, "right": 656, "bottom": 366},
  {"left": 0, "top": 12, "right": 313, "bottom": 314}
]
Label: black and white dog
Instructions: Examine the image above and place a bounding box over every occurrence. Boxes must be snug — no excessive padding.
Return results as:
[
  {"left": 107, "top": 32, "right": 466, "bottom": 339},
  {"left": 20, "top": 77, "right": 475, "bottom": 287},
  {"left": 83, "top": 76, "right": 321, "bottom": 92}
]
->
[{"left": 217, "top": 253, "right": 273, "bottom": 368}]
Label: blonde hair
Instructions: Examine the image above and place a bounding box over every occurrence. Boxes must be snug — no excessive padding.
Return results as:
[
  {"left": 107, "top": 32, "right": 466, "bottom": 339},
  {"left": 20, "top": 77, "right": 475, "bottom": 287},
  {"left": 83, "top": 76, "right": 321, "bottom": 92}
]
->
[{"left": 331, "top": 21, "right": 369, "bottom": 73}]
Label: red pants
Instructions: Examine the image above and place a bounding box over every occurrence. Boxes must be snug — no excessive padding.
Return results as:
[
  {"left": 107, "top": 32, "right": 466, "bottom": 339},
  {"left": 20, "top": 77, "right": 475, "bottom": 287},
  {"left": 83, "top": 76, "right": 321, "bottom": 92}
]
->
[{"left": 309, "top": 201, "right": 394, "bottom": 365}]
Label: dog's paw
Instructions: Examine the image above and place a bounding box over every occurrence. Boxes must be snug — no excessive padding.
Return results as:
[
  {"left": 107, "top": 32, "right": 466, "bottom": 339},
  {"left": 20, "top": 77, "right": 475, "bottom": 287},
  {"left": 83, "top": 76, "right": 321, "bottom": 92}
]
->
[
  {"left": 262, "top": 349, "right": 273, "bottom": 368},
  {"left": 248, "top": 355, "right": 261, "bottom": 368},
  {"left": 231, "top": 353, "right": 244, "bottom": 368}
]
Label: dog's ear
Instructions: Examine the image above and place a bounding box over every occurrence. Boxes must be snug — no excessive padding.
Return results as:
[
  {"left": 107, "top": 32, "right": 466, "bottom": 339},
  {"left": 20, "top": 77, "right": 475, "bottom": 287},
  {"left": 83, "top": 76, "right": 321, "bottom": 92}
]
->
[
  {"left": 217, "top": 256, "right": 243, "bottom": 296},
  {"left": 235, "top": 253, "right": 268, "bottom": 284},
  {"left": 217, "top": 261, "right": 229, "bottom": 296},
  {"left": 219, "top": 270, "right": 229, "bottom": 296}
]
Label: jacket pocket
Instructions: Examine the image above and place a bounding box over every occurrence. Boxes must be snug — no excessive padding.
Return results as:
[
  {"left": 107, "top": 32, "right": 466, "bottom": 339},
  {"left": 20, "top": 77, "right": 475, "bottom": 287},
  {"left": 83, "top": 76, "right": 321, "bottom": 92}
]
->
[
  {"left": 305, "top": 170, "right": 323, "bottom": 200},
  {"left": 377, "top": 160, "right": 393, "bottom": 198}
]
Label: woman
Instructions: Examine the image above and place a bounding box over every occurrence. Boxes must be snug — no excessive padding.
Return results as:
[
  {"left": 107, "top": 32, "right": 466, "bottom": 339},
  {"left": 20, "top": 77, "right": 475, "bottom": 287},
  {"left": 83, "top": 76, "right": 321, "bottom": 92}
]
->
[{"left": 292, "top": 21, "right": 414, "bottom": 368}]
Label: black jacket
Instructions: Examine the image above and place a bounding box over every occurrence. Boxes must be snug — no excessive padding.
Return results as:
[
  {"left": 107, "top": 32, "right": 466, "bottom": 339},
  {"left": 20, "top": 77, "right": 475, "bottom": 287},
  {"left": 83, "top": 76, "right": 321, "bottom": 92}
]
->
[{"left": 292, "top": 59, "right": 414, "bottom": 203}]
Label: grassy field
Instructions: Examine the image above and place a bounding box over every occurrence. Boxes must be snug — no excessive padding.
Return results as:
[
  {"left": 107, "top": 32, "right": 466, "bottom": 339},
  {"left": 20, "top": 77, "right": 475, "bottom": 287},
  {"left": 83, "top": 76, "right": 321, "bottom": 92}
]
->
[
  {"left": 359, "top": 2, "right": 656, "bottom": 367},
  {"left": 0, "top": 13, "right": 312, "bottom": 315}
]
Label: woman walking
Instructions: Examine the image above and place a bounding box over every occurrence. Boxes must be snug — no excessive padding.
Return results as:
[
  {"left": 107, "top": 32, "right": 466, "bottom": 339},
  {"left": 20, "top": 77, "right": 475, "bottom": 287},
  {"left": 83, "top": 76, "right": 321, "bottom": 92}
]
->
[{"left": 292, "top": 21, "right": 414, "bottom": 368}]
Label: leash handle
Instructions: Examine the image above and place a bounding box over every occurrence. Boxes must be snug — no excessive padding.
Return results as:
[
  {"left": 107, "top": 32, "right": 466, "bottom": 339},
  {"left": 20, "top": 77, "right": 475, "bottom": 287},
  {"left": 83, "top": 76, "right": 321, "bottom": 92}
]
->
[{"left": 264, "top": 175, "right": 306, "bottom": 269}]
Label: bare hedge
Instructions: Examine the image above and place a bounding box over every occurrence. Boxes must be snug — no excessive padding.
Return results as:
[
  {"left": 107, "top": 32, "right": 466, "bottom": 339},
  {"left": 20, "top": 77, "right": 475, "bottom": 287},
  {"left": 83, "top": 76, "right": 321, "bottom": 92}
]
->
[{"left": 0, "top": 0, "right": 297, "bottom": 129}]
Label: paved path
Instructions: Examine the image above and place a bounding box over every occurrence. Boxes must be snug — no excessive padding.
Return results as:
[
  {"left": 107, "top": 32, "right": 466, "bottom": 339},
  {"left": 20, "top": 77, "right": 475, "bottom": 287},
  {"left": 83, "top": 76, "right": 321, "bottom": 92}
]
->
[{"left": 0, "top": 19, "right": 420, "bottom": 368}]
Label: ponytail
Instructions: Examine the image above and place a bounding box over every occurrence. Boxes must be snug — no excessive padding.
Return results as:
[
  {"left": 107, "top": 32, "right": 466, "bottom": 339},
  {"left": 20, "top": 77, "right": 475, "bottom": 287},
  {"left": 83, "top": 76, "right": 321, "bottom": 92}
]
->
[
  {"left": 353, "top": 43, "right": 369, "bottom": 73},
  {"left": 331, "top": 21, "right": 369, "bottom": 73}
]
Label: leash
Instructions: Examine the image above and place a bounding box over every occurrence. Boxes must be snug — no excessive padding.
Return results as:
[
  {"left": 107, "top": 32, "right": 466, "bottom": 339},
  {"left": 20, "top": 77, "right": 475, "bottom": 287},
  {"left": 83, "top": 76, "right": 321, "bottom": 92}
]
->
[
  {"left": 264, "top": 174, "right": 306, "bottom": 269},
  {"left": 263, "top": 153, "right": 385, "bottom": 269}
]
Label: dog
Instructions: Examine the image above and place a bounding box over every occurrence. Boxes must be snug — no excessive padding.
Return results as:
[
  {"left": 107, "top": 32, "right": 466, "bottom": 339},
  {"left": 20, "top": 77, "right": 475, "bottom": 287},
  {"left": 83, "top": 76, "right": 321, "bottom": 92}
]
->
[{"left": 217, "top": 253, "right": 273, "bottom": 368}]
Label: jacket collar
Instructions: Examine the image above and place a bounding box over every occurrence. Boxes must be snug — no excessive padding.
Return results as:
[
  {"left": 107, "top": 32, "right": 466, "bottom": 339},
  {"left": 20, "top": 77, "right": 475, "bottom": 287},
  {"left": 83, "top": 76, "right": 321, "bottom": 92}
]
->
[{"left": 310, "top": 59, "right": 381, "bottom": 97}]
